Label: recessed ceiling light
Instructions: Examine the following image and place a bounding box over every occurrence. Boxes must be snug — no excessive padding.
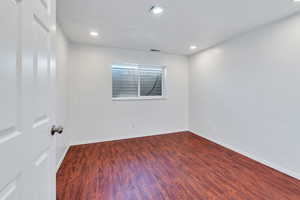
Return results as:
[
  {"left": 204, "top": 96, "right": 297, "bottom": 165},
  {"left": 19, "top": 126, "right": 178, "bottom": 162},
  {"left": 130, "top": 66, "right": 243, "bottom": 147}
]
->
[
  {"left": 150, "top": 5, "right": 164, "bottom": 16},
  {"left": 294, "top": 0, "right": 300, "bottom": 2},
  {"left": 190, "top": 45, "right": 197, "bottom": 50},
  {"left": 90, "top": 31, "right": 99, "bottom": 37}
]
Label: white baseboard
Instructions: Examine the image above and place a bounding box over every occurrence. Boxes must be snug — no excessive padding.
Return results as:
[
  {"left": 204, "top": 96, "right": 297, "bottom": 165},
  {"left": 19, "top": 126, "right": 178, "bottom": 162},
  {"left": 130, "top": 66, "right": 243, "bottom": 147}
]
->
[
  {"left": 56, "top": 145, "right": 70, "bottom": 172},
  {"left": 191, "top": 130, "right": 300, "bottom": 180},
  {"left": 70, "top": 130, "right": 188, "bottom": 146}
]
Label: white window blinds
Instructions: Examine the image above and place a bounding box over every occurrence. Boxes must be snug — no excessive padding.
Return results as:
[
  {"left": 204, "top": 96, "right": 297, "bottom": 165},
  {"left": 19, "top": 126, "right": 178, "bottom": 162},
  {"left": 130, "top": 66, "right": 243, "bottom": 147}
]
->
[
  {"left": 112, "top": 66, "right": 139, "bottom": 98},
  {"left": 140, "top": 68, "right": 162, "bottom": 96}
]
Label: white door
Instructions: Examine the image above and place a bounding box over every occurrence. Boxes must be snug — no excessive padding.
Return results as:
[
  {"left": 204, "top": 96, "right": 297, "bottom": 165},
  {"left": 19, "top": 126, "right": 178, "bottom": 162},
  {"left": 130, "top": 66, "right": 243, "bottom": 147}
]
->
[{"left": 0, "top": 0, "right": 57, "bottom": 199}]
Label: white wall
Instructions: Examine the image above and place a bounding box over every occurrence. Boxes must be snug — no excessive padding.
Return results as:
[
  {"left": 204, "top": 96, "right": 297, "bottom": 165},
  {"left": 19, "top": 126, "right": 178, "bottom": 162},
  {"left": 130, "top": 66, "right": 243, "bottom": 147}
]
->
[
  {"left": 55, "top": 25, "right": 70, "bottom": 167},
  {"left": 189, "top": 13, "right": 300, "bottom": 179},
  {"left": 68, "top": 44, "right": 189, "bottom": 145}
]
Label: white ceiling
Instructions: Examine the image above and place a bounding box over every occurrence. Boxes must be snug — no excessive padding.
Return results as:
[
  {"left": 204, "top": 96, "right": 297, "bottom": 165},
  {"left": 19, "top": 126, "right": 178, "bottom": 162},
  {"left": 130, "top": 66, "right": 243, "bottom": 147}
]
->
[{"left": 57, "top": 0, "right": 300, "bottom": 55}]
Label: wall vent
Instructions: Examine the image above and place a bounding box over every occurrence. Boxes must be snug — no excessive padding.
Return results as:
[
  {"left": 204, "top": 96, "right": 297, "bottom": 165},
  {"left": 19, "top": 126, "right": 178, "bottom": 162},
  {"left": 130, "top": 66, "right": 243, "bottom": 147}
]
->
[{"left": 150, "top": 49, "right": 161, "bottom": 52}]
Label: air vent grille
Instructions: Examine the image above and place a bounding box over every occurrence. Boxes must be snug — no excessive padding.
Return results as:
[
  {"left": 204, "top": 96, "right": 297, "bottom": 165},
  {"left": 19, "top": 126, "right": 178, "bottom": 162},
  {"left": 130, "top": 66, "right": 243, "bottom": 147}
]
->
[{"left": 150, "top": 49, "right": 161, "bottom": 52}]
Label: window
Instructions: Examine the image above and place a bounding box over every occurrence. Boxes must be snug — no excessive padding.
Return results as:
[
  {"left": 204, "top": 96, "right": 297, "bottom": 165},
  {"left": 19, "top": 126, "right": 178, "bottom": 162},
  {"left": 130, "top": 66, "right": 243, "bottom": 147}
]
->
[{"left": 112, "top": 64, "right": 165, "bottom": 100}]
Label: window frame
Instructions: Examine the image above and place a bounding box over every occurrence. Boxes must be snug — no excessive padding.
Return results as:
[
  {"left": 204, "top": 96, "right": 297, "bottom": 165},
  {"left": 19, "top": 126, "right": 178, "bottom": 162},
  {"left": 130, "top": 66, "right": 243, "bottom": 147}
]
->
[{"left": 112, "top": 63, "right": 167, "bottom": 101}]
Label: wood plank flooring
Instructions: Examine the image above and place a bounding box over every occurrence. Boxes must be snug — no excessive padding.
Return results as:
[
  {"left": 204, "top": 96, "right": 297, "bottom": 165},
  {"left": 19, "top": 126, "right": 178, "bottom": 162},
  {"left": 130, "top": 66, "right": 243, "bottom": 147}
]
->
[{"left": 57, "top": 132, "right": 300, "bottom": 200}]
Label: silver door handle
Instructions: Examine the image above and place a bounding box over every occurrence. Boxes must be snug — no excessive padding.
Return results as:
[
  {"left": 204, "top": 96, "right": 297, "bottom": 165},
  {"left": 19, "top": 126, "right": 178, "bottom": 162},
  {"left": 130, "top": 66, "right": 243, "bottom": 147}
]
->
[{"left": 51, "top": 125, "right": 64, "bottom": 136}]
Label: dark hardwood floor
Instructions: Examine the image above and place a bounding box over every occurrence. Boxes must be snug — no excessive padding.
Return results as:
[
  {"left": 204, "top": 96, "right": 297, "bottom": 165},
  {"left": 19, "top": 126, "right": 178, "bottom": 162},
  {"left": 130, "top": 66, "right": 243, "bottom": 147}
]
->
[{"left": 57, "top": 132, "right": 300, "bottom": 200}]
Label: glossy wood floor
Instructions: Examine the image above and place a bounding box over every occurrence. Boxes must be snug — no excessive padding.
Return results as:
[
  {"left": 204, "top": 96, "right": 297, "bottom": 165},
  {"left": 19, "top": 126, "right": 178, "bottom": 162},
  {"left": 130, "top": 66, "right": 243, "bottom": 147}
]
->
[{"left": 57, "top": 132, "right": 300, "bottom": 200}]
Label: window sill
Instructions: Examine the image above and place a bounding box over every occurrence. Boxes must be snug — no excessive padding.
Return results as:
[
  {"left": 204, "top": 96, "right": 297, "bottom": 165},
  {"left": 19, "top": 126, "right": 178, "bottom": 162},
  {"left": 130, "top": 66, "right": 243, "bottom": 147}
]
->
[{"left": 112, "top": 96, "right": 166, "bottom": 101}]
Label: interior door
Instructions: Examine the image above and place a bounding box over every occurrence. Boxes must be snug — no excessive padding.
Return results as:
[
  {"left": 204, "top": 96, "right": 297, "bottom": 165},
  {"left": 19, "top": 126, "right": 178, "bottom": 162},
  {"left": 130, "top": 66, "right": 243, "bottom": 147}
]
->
[{"left": 0, "top": 0, "right": 56, "bottom": 199}]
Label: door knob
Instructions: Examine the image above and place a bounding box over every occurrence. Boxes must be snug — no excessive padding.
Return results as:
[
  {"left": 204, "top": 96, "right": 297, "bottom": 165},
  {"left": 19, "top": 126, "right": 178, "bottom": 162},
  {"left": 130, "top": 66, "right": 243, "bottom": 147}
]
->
[{"left": 51, "top": 125, "right": 64, "bottom": 136}]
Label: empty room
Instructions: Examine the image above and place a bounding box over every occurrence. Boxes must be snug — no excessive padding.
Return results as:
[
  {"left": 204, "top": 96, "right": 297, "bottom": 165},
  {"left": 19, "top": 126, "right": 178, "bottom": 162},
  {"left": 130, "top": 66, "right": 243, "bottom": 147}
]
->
[{"left": 1, "top": 0, "right": 300, "bottom": 199}]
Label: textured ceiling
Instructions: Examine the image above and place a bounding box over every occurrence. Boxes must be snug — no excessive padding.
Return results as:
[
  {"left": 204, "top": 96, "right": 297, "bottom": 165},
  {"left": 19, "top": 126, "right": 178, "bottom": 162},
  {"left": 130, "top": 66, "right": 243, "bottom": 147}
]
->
[{"left": 58, "top": 0, "right": 300, "bottom": 55}]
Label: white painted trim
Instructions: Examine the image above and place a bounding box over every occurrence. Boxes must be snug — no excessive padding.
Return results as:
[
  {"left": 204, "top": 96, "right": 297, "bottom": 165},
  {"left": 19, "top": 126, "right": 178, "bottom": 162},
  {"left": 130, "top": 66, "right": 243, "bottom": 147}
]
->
[
  {"left": 191, "top": 130, "right": 300, "bottom": 180},
  {"left": 56, "top": 145, "right": 70, "bottom": 172},
  {"left": 112, "top": 96, "right": 166, "bottom": 101},
  {"left": 70, "top": 130, "right": 188, "bottom": 146}
]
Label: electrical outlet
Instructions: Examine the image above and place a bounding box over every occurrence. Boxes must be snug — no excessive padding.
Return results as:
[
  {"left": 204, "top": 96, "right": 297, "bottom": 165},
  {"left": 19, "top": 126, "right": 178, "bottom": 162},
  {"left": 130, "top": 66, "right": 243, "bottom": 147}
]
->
[{"left": 131, "top": 123, "right": 135, "bottom": 129}]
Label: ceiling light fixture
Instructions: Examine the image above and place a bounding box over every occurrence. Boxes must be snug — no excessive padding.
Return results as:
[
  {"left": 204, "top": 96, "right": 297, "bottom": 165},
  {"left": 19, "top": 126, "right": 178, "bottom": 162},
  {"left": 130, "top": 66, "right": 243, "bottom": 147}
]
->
[
  {"left": 90, "top": 31, "right": 99, "bottom": 37},
  {"left": 150, "top": 5, "right": 164, "bottom": 16},
  {"left": 190, "top": 45, "right": 197, "bottom": 50}
]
